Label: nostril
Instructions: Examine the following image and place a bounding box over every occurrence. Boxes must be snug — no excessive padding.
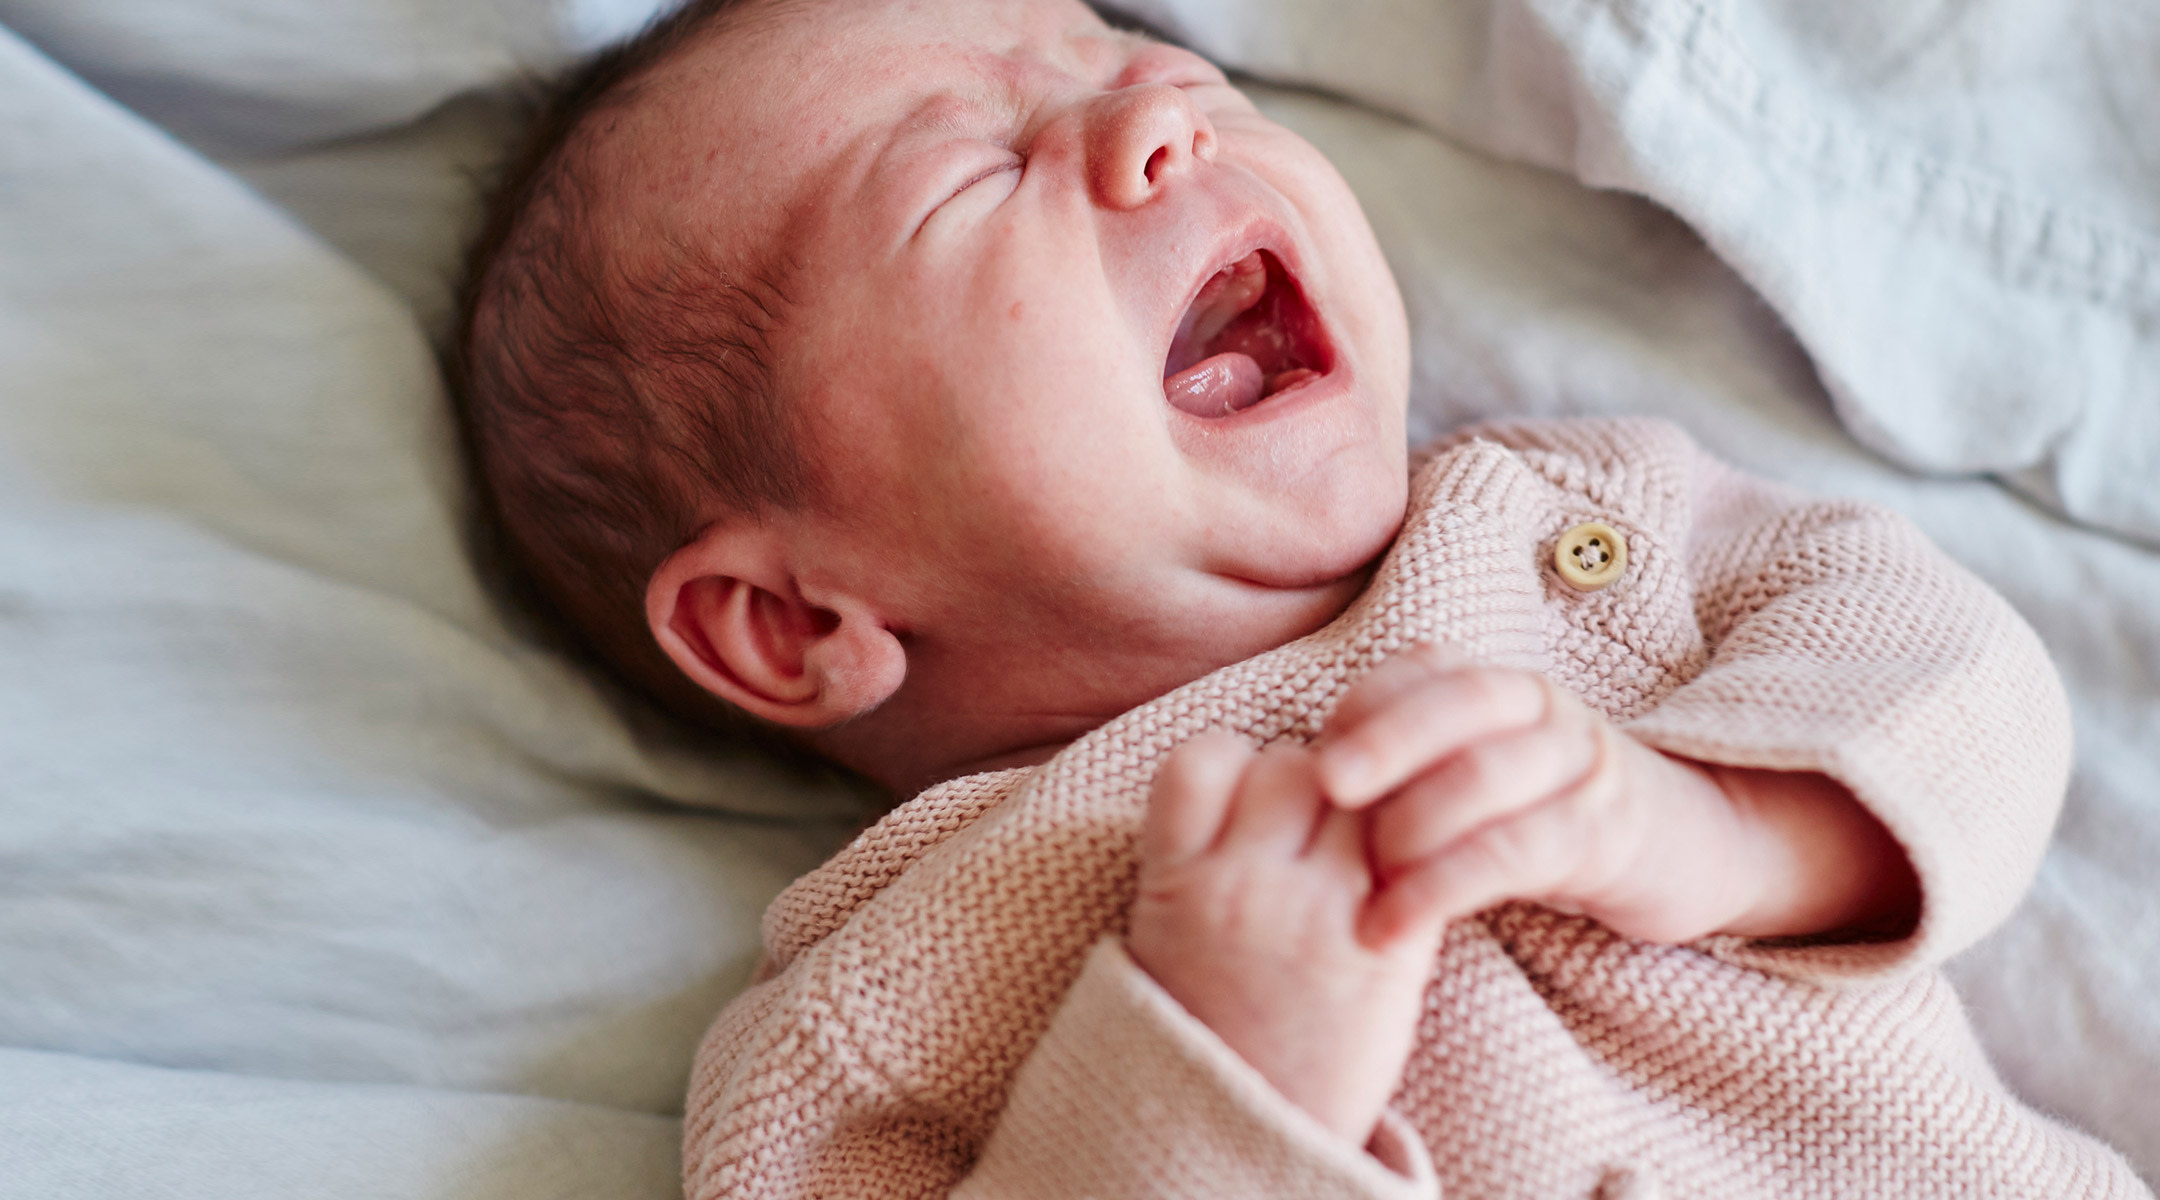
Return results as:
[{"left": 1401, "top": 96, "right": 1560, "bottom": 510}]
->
[{"left": 1144, "top": 146, "right": 1169, "bottom": 184}]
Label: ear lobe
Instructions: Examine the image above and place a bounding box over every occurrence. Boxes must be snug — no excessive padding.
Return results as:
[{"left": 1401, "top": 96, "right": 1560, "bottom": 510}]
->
[{"left": 646, "top": 527, "right": 906, "bottom": 728}]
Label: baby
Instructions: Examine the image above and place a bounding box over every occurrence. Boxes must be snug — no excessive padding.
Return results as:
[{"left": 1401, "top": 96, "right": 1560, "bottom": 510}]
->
[{"left": 455, "top": 0, "right": 2149, "bottom": 1195}]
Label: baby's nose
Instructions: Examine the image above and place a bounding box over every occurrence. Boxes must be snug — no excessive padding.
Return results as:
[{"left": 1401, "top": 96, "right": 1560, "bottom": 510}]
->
[{"left": 1085, "top": 83, "right": 1216, "bottom": 210}]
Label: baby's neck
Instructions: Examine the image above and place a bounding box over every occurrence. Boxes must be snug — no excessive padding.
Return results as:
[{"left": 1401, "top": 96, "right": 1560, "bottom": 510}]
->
[
  {"left": 945, "top": 740, "right": 1072, "bottom": 783},
  {"left": 812, "top": 712, "right": 1091, "bottom": 798},
  {"left": 812, "top": 557, "right": 1389, "bottom": 797}
]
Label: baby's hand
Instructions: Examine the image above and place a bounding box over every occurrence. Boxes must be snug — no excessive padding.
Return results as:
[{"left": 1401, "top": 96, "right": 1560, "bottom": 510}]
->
[
  {"left": 1126, "top": 733, "right": 1443, "bottom": 1147},
  {"left": 1313, "top": 644, "right": 1917, "bottom": 947}
]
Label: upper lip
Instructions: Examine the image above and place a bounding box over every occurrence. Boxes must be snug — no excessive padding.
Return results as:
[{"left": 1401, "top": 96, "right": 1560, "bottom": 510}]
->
[{"left": 1169, "top": 214, "right": 1305, "bottom": 357}]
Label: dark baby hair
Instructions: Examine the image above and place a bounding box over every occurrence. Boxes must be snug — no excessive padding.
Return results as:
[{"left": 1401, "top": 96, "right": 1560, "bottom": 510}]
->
[{"left": 450, "top": 0, "right": 817, "bottom": 724}]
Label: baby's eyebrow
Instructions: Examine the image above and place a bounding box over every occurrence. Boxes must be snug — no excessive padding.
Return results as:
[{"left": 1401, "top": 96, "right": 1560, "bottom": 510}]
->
[
  {"left": 887, "top": 16, "right": 1139, "bottom": 152},
  {"left": 880, "top": 64, "right": 1038, "bottom": 165},
  {"left": 895, "top": 93, "right": 987, "bottom": 140},
  {"left": 860, "top": 36, "right": 1102, "bottom": 242},
  {"left": 912, "top": 47, "right": 1042, "bottom": 137},
  {"left": 1072, "top": 21, "right": 1160, "bottom": 75}
]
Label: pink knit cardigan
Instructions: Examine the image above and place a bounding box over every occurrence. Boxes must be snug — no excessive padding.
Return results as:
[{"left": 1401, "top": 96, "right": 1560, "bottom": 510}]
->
[{"left": 685, "top": 418, "right": 2148, "bottom": 1199}]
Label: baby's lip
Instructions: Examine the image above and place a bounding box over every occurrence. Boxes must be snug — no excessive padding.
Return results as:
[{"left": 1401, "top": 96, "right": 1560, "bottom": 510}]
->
[{"left": 1162, "top": 246, "right": 1334, "bottom": 418}]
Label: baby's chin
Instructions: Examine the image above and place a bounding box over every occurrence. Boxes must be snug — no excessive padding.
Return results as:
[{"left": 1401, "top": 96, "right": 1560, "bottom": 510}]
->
[{"left": 1198, "top": 555, "right": 1381, "bottom": 668}]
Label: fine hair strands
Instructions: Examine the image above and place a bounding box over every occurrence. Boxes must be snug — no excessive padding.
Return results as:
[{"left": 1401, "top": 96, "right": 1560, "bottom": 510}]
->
[{"left": 447, "top": 0, "right": 829, "bottom": 747}]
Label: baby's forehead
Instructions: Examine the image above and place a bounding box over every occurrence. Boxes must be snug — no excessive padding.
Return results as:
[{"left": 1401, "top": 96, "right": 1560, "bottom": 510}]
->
[
  {"left": 599, "top": 0, "right": 1135, "bottom": 248},
  {"left": 636, "top": 0, "right": 1133, "bottom": 142}
]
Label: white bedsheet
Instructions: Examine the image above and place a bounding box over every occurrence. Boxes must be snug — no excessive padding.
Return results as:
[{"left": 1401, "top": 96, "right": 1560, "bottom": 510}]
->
[{"left": 1, "top": 1, "right": 2154, "bottom": 1196}]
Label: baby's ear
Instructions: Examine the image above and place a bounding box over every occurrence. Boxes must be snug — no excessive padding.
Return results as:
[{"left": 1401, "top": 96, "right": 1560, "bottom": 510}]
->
[{"left": 645, "top": 524, "right": 906, "bottom": 727}]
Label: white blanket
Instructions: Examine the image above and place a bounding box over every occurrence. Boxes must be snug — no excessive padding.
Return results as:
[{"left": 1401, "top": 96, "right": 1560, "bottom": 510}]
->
[{"left": 1, "top": 1, "right": 2153, "bottom": 1195}]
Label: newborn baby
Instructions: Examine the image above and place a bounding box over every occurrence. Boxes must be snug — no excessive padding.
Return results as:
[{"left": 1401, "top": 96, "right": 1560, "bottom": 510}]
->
[{"left": 454, "top": 0, "right": 2149, "bottom": 1195}]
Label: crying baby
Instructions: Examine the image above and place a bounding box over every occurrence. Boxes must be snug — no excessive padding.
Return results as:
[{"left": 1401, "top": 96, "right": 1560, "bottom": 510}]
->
[{"left": 453, "top": 1, "right": 2149, "bottom": 1195}]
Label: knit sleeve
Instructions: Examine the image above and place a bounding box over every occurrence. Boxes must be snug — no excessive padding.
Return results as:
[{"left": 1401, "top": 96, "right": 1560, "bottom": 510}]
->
[
  {"left": 1619, "top": 441, "right": 2072, "bottom": 983},
  {"left": 684, "top": 762, "right": 1443, "bottom": 1200},
  {"left": 958, "top": 938, "right": 1439, "bottom": 1200},
  {"left": 685, "top": 937, "right": 1439, "bottom": 1200}
]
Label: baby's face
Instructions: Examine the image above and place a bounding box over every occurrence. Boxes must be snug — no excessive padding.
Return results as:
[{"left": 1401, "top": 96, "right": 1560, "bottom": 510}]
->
[{"left": 626, "top": 0, "right": 1410, "bottom": 772}]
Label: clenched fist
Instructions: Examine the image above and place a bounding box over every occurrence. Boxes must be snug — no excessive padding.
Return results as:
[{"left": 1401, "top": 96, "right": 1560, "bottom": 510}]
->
[{"left": 1125, "top": 643, "right": 1918, "bottom": 1149}]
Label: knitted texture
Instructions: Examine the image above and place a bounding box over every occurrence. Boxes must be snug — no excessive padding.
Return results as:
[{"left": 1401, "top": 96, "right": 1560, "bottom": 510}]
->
[{"left": 685, "top": 418, "right": 2145, "bottom": 1199}]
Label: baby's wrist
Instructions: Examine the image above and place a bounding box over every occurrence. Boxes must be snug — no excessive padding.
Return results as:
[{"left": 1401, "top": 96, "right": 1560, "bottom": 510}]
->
[
  {"left": 1126, "top": 936, "right": 1382, "bottom": 1145},
  {"left": 1610, "top": 747, "right": 1771, "bottom": 942},
  {"left": 1707, "top": 764, "right": 1919, "bottom": 941}
]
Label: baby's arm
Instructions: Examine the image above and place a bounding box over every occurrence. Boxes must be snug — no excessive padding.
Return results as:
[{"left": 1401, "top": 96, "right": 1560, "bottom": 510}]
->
[
  {"left": 1311, "top": 645, "right": 1920, "bottom": 948},
  {"left": 1386, "top": 416, "right": 2070, "bottom": 980},
  {"left": 1115, "top": 417, "right": 2071, "bottom": 1153},
  {"left": 1117, "top": 653, "right": 1921, "bottom": 1157},
  {"left": 1613, "top": 425, "right": 2070, "bottom": 977}
]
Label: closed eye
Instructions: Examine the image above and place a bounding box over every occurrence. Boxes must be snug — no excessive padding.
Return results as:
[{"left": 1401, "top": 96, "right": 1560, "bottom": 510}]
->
[
  {"left": 913, "top": 154, "right": 1024, "bottom": 239},
  {"left": 940, "top": 158, "right": 1023, "bottom": 207}
]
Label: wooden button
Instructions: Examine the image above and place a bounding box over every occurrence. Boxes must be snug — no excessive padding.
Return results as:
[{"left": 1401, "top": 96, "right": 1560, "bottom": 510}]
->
[{"left": 1554, "top": 521, "right": 1626, "bottom": 590}]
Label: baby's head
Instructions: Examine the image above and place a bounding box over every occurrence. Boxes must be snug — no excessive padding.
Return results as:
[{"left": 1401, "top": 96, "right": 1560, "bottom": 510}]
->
[{"left": 458, "top": 0, "right": 1411, "bottom": 791}]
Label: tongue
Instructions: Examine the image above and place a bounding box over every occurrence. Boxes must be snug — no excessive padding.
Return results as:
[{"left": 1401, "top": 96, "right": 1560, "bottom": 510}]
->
[{"left": 1164, "top": 352, "right": 1265, "bottom": 417}]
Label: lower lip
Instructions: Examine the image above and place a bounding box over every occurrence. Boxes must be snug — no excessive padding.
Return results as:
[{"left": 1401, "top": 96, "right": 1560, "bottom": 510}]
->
[
  {"left": 1163, "top": 354, "right": 1327, "bottom": 418},
  {"left": 1170, "top": 361, "right": 1351, "bottom": 431}
]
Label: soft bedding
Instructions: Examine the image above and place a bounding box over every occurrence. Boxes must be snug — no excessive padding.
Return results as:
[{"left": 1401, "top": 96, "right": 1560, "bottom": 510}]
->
[{"left": 0, "top": 1, "right": 2153, "bottom": 1196}]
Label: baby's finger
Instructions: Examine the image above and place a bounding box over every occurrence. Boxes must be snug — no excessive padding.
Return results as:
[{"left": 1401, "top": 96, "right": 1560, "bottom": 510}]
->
[
  {"left": 1358, "top": 797, "right": 1589, "bottom": 948},
  {"left": 1368, "top": 708, "right": 1609, "bottom": 875},
  {"left": 1318, "top": 664, "right": 1550, "bottom": 808},
  {"left": 1142, "top": 730, "right": 1256, "bottom": 868},
  {"left": 1303, "top": 802, "right": 1374, "bottom": 895},
  {"left": 1321, "top": 642, "right": 1472, "bottom": 737},
  {"left": 1220, "top": 742, "right": 1329, "bottom": 858}
]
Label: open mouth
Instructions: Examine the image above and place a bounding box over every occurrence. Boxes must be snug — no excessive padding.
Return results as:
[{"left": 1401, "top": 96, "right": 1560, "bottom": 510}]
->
[{"left": 1162, "top": 249, "right": 1333, "bottom": 418}]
